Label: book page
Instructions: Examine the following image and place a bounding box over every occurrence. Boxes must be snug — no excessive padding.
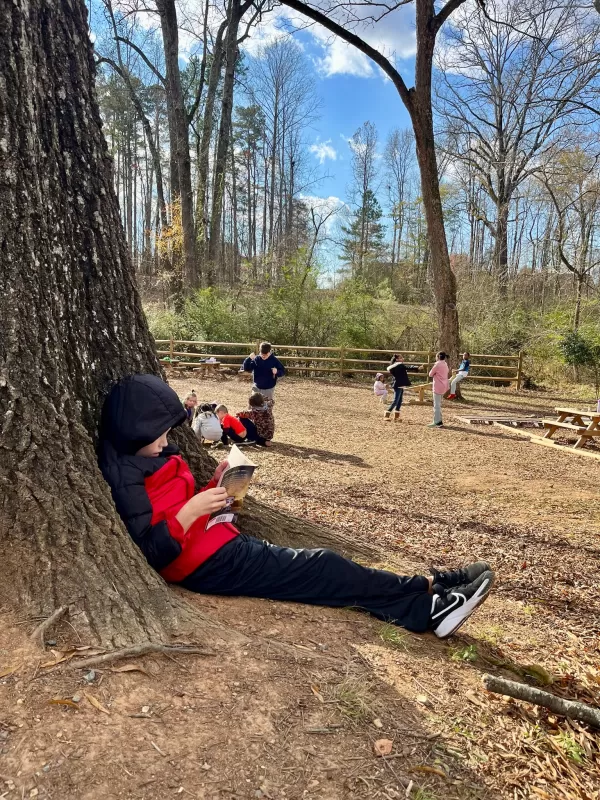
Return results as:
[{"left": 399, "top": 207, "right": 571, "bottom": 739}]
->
[{"left": 207, "top": 446, "right": 257, "bottom": 529}]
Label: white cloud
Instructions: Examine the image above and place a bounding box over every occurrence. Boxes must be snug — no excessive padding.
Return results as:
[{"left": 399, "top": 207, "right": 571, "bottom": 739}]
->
[
  {"left": 315, "top": 38, "right": 374, "bottom": 78},
  {"left": 241, "top": 13, "right": 301, "bottom": 57},
  {"left": 309, "top": 140, "right": 338, "bottom": 164}
]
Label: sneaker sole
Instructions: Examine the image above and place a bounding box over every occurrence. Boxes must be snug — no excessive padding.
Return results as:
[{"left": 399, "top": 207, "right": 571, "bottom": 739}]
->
[{"left": 433, "top": 572, "right": 495, "bottom": 639}]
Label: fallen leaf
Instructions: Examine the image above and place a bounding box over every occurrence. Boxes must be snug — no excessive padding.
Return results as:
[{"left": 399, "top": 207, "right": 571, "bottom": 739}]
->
[
  {"left": 310, "top": 684, "right": 324, "bottom": 703},
  {"left": 413, "top": 765, "right": 447, "bottom": 778},
  {"left": 0, "top": 665, "right": 21, "bottom": 679},
  {"left": 41, "top": 651, "right": 76, "bottom": 669},
  {"left": 374, "top": 738, "right": 393, "bottom": 757},
  {"left": 85, "top": 692, "right": 110, "bottom": 715},
  {"left": 110, "top": 664, "right": 151, "bottom": 677},
  {"left": 49, "top": 698, "right": 80, "bottom": 709},
  {"left": 465, "top": 690, "right": 487, "bottom": 708}
]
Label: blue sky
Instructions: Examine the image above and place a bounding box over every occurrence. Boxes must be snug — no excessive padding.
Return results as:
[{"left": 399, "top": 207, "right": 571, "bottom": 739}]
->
[
  {"left": 305, "top": 67, "right": 414, "bottom": 201},
  {"left": 242, "top": 7, "right": 418, "bottom": 206}
]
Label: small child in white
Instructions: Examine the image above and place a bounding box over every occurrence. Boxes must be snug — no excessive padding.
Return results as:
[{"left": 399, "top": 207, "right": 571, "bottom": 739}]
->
[{"left": 373, "top": 373, "right": 388, "bottom": 403}]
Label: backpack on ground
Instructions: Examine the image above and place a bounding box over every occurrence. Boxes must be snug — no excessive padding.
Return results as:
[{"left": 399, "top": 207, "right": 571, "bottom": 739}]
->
[{"left": 192, "top": 409, "right": 222, "bottom": 442}]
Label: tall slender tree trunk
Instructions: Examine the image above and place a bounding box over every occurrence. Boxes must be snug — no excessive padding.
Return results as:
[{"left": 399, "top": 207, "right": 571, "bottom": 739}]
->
[
  {"left": 196, "top": 21, "right": 226, "bottom": 277},
  {"left": 494, "top": 199, "right": 509, "bottom": 297},
  {"left": 156, "top": 0, "right": 197, "bottom": 289},
  {"left": 208, "top": 0, "right": 241, "bottom": 278},
  {"left": 409, "top": 0, "right": 459, "bottom": 363}
]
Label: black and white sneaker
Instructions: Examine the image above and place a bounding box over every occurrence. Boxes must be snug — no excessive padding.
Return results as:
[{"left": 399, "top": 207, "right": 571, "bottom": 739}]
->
[
  {"left": 431, "top": 561, "right": 491, "bottom": 594},
  {"left": 429, "top": 570, "right": 495, "bottom": 639}
]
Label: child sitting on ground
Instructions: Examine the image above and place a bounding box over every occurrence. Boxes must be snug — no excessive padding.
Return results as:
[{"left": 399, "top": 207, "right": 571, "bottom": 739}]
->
[
  {"left": 373, "top": 373, "right": 388, "bottom": 404},
  {"left": 238, "top": 393, "right": 275, "bottom": 447},
  {"left": 183, "top": 390, "right": 198, "bottom": 425},
  {"left": 98, "top": 374, "right": 495, "bottom": 639},
  {"left": 192, "top": 403, "right": 223, "bottom": 444},
  {"left": 215, "top": 403, "right": 257, "bottom": 446}
]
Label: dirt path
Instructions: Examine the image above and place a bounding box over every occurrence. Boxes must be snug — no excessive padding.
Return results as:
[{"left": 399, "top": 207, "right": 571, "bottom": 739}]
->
[{"left": 1, "top": 377, "right": 598, "bottom": 799}]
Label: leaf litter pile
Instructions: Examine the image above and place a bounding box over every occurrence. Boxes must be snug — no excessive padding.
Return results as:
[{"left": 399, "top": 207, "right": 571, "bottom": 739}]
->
[{"left": 0, "top": 376, "right": 599, "bottom": 799}]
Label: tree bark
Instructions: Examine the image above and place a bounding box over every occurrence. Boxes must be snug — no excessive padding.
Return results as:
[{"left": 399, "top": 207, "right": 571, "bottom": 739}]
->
[
  {"left": 156, "top": 0, "right": 197, "bottom": 290},
  {"left": 0, "top": 0, "right": 184, "bottom": 647},
  {"left": 483, "top": 675, "right": 600, "bottom": 729},
  {"left": 494, "top": 200, "right": 509, "bottom": 297}
]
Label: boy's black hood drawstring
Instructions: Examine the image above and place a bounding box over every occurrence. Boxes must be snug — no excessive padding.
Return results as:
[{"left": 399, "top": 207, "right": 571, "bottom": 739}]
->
[{"left": 100, "top": 374, "right": 187, "bottom": 456}]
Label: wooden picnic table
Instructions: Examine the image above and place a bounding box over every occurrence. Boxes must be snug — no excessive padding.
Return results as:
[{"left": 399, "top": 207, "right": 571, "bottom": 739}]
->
[
  {"left": 193, "top": 361, "right": 221, "bottom": 377},
  {"left": 542, "top": 407, "right": 600, "bottom": 449}
]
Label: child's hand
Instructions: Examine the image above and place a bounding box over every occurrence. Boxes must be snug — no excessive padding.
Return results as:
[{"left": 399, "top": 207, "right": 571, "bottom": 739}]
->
[
  {"left": 272, "top": 367, "right": 277, "bottom": 376},
  {"left": 238, "top": 411, "right": 249, "bottom": 419},
  {"left": 190, "top": 488, "right": 229, "bottom": 516},
  {"left": 175, "top": 488, "right": 229, "bottom": 533},
  {"left": 213, "top": 460, "right": 229, "bottom": 484},
  {"left": 249, "top": 351, "right": 255, "bottom": 358}
]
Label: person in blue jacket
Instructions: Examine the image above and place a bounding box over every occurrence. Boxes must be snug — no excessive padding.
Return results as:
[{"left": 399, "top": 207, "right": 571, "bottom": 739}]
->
[{"left": 242, "top": 342, "right": 285, "bottom": 400}]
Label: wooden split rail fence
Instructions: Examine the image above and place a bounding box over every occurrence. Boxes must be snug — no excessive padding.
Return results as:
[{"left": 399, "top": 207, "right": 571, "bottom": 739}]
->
[{"left": 155, "top": 339, "right": 524, "bottom": 390}]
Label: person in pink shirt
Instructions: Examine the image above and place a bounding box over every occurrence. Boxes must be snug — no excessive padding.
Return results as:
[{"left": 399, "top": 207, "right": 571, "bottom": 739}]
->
[{"left": 428, "top": 351, "right": 450, "bottom": 428}]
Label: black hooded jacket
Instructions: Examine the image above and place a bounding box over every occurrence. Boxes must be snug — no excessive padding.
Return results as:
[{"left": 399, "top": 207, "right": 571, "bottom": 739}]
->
[
  {"left": 387, "top": 362, "right": 412, "bottom": 389},
  {"left": 98, "top": 374, "right": 188, "bottom": 572}
]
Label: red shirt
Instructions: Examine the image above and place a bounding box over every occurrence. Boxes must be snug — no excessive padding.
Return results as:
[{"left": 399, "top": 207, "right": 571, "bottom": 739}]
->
[
  {"left": 221, "top": 413, "right": 245, "bottom": 436},
  {"left": 145, "top": 455, "right": 237, "bottom": 582}
]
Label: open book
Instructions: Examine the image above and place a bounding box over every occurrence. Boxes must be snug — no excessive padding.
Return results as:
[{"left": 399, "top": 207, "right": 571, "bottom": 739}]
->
[{"left": 205, "top": 445, "right": 257, "bottom": 530}]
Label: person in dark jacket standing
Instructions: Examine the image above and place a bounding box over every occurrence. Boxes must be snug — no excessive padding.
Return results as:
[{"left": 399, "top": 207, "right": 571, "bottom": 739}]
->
[
  {"left": 242, "top": 342, "right": 285, "bottom": 400},
  {"left": 98, "top": 374, "right": 495, "bottom": 639},
  {"left": 384, "top": 354, "right": 411, "bottom": 421}
]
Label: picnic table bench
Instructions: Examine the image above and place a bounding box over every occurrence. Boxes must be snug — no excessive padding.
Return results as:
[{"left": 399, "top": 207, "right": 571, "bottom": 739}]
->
[
  {"left": 542, "top": 407, "right": 600, "bottom": 449},
  {"left": 192, "top": 361, "right": 221, "bottom": 378}
]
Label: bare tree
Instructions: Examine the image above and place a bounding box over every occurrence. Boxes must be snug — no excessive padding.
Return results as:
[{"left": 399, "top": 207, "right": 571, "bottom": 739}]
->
[
  {"left": 541, "top": 149, "right": 600, "bottom": 329},
  {"left": 277, "top": 0, "right": 467, "bottom": 360},
  {"left": 437, "top": 0, "right": 600, "bottom": 295},
  {"left": 384, "top": 128, "right": 415, "bottom": 276}
]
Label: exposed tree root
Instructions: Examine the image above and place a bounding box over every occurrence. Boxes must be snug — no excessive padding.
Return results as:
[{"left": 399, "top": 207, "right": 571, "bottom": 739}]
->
[
  {"left": 483, "top": 674, "right": 600, "bottom": 729},
  {"left": 72, "top": 642, "right": 214, "bottom": 670},
  {"left": 30, "top": 606, "right": 67, "bottom": 647}
]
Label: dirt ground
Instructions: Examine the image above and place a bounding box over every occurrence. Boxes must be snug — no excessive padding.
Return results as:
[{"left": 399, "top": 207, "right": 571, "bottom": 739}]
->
[{"left": 1, "top": 376, "right": 599, "bottom": 800}]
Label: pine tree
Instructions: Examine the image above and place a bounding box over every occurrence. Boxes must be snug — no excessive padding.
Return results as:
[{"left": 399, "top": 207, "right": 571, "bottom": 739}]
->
[{"left": 340, "top": 189, "right": 386, "bottom": 284}]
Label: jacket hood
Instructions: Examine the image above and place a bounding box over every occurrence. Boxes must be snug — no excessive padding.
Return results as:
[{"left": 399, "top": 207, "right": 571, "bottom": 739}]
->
[{"left": 100, "top": 374, "right": 187, "bottom": 455}]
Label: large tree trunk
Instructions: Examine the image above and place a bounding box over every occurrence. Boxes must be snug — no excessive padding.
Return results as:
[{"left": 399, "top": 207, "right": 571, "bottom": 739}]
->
[
  {"left": 0, "top": 0, "right": 379, "bottom": 648},
  {"left": 0, "top": 0, "right": 186, "bottom": 647}
]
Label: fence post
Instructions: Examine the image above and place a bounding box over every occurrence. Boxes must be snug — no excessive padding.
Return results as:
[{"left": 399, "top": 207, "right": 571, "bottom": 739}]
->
[
  {"left": 426, "top": 351, "right": 433, "bottom": 377},
  {"left": 339, "top": 347, "right": 345, "bottom": 379},
  {"left": 169, "top": 337, "right": 174, "bottom": 361},
  {"left": 516, "top": 350, "right": 523, "bottom": 391},
  {"left": 255, "top": 339, "right": 261, "bottom": 356}
]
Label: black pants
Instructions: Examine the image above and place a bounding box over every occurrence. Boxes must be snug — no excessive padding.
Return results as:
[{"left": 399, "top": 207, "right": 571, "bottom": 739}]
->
[
  {"left": 222, "top": 418, "right": 265, "bottom": 445},
  {"left": 181, "top": 534, "right": 432, "bottom": 632}
]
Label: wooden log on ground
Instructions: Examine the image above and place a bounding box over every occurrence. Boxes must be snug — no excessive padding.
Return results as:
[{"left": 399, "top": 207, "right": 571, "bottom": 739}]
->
[{"left": 482, "top": 674, "right": 600, "bottom": 729}]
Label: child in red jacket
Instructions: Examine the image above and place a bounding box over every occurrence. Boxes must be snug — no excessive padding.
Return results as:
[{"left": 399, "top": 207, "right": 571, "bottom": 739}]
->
[{"left": 98, "top": 374, "right": 495, "bottom": 638}]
